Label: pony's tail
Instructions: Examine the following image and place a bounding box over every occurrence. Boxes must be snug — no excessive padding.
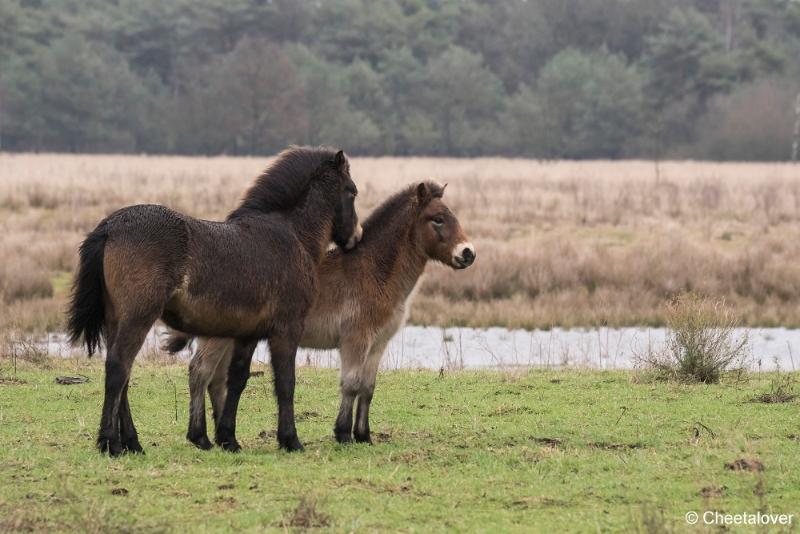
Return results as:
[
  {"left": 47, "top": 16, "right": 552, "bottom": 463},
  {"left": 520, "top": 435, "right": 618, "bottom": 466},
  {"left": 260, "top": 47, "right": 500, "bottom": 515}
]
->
[
  {"left": 162, "top": 330, "right": 194, "bottom": 354},
  {"left": 67, "top": 223, "right": 108, "bottom": 357}
]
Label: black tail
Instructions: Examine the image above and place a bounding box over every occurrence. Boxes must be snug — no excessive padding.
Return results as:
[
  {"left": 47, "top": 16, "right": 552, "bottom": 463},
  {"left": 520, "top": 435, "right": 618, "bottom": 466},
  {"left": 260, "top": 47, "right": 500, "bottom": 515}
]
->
[
  {"left": 67, "top": 223, "right": 108, "bottom": 356},
  {"left": 162, "top": 330, "right": 193, "bottom": 354}
]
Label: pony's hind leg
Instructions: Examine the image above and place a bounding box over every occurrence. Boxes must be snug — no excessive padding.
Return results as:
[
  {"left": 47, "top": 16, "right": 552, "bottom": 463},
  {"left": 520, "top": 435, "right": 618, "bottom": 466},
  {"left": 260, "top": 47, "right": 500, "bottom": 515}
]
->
[
  {"left": 335, "top": 337, "right": 371, "bottom": 444},
  {"left": 215, "top": 340, "right": 258, "bottom": 452},
  {"left": 103, "top": 320, "right": 142, "bottom": 453},
  {"left": 268, "top": 333, "right": 304, "bottom": 452},
  {"left": 98, "top": 321, "right": 151, "bottom": 456},
  {"left": 186, "top": 339, "right": 228, "bottom": 450},
  {"left": 119, "top": 383, "right": 143, "bottom": 453}
]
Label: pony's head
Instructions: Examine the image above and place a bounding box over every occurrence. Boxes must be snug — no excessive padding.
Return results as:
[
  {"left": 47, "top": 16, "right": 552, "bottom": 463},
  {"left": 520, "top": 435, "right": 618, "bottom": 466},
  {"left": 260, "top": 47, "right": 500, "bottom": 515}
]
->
[
  {"left": 413, "top": 182, "right": 475, "bottom": 269},
  {"left": 229, "top": 147, "right": 361, "bottom": 252},
  {"left": 327, "top": 150, "right": 361, "bottom": 250}
]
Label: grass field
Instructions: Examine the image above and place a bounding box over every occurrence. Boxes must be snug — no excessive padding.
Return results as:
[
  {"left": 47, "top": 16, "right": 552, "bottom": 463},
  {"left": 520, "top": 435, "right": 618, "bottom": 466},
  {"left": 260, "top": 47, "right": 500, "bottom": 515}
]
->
[
  {"left": 1, "top": 360, "right": 798, "bottom": 532},
  {"left": 2, "top": 155, "right": 800, "bottom": 336}
]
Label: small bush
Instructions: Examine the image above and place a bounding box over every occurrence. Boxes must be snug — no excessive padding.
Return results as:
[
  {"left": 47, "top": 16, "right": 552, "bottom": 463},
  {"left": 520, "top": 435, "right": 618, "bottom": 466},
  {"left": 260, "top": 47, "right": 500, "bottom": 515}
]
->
[{"left": 637, "top": 294, "right": 749, "bottom": 383}]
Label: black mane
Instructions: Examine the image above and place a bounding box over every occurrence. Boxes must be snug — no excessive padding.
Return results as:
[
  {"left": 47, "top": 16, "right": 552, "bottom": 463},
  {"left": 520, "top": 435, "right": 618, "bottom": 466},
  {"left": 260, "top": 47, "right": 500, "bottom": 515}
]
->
[
  {"left": 330, "top": 181, "right": 444, "bottom": 282},
  {"left": 228, "top": 146, "right": 338, "bottom": 221},
  {"left": 361, "top": 181, "right": 444, "bottom": 235}
]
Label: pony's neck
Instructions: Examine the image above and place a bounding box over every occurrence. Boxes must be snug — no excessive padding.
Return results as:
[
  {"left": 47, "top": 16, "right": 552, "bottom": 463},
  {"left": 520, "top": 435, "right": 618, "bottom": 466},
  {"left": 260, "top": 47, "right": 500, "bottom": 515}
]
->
[
  {"left": 285, "top": 185, "right": 335, "bottom": 263},
  {"left": 358, "top": 204, "right": 428, "bottom": 299},
  {"left": 390, "top": 234, "right": 429, "bottom": 300}
]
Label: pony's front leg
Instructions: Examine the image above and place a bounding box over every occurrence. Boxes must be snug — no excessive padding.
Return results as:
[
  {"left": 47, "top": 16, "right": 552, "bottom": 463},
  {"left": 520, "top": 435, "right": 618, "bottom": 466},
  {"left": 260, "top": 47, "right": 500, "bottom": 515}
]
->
[
  {"left": 335, "top": 336, "right": 371, "bottom": 443},
  {"left": 215, "top": 339, "right": 258, "bottom": 452},
  {"left": 334, "top": 390, "right": 356, "bottom": 443},
  {"left": 268, "top": 334, "right": 304, "bottom": 452},
  {"left": 354, "top": 338, "right": 390, "bottom": 444}
]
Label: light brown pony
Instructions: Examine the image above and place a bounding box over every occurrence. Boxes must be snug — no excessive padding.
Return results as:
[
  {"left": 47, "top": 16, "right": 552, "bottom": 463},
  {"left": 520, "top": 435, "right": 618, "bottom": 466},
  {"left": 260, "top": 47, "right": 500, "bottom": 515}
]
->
[
  {"left": 67, "top": 146, "right": 360, "bottom": 455},
  {"left": 167, "top": 182, "right": 475, "bottom": 447}
]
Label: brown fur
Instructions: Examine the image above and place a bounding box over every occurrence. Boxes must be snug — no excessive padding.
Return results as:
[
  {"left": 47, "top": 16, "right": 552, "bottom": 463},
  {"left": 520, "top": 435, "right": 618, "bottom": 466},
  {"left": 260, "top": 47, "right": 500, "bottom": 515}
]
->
[{"left": 173, "top": 181, "right": 475, "bottom": 447}]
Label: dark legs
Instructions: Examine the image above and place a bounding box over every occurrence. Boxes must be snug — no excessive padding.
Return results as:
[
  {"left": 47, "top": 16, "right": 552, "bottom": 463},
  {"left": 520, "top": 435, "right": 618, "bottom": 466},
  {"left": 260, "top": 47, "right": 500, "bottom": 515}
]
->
[
  {"left": 353, "top": 388, "right": 374, "bottom": 444},
  {"left": 214, "top": 340, "right": 258, "bottom": 452},
  {"left": 268, "top": 335, "right": 303, "bottom": 452},
  {"left": 118, "top": 383, "right": 143, "bottom": 452},
  {"left": 336, "top": 385, "right": 376, "bottom": 444},
  {"left": 197, "top": 330, "right": 389, "bottom": 451},
  {"left": 214, "top": 334, "right": 304, "bottom": 453},
  {"left": 97, "top": 322, "right": 150, "bottom": 456},
  {"left": 334, "top": 386, "right": 357, "bottom": 443}
]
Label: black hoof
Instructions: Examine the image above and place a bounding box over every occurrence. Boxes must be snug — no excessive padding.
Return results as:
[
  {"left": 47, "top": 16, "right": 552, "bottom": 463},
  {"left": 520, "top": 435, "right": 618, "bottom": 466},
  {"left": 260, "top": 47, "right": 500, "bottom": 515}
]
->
[
  {"left": 215, "top": 429, "right": 242, "bottom": 452},
  {"left": 335, "top": 432, "right": 353, "bottom": 444},
  {"left": 188, "top": 433, "right": 214, "bottom": 451},
  {"left": 217, "top": 439, "right": 242, "bottom": 453},
  {"left": 280, "top": 434, "right": 305, "bottom": 452},
  {"left": 98, "top": 437, "right": 124, "bottom": 457},
  {"left": 354, "top": 433, "right": 372, "bottom": 445},
  {"left": 122, "top": 438, "right": 145, "bottom": 454}
]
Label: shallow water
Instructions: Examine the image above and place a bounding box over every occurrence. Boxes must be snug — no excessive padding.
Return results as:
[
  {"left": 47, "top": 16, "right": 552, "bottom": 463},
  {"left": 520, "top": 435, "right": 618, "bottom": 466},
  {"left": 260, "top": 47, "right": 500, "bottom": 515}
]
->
[{"left": 36, "top": 326, "right": 799, "bottom": 371}]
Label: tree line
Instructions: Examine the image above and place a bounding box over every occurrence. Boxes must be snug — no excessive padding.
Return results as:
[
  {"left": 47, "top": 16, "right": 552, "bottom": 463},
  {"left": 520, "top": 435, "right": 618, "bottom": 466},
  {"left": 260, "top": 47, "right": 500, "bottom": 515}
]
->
[{"left": 1, "top": 0, "right": 798, "bottom": 160}]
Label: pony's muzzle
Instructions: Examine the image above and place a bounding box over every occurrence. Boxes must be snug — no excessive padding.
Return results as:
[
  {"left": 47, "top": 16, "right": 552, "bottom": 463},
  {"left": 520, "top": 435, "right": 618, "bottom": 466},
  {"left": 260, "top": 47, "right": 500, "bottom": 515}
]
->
[
  {"left": 345, "top": 223, "right": 363, "bottom": 251},
  {"left": 452, "top": 242, "right": 475, "bottom": 269}
]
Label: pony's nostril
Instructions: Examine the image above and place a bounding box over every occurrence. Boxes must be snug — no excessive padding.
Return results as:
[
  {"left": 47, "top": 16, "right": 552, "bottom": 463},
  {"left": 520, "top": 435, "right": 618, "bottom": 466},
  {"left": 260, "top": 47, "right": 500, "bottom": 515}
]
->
[
  {"left": 451, "top": 242, "right": 475, "bottom": 268},
  {"left": 462, "top": 248, "right": 475, "bottom": 264}
]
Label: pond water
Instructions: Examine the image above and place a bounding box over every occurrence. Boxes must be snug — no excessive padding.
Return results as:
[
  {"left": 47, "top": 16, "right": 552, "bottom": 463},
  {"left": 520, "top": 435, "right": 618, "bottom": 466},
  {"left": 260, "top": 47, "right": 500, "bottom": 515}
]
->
[{"left": 34, "top": 326, "right": 799, "bottom": 371}]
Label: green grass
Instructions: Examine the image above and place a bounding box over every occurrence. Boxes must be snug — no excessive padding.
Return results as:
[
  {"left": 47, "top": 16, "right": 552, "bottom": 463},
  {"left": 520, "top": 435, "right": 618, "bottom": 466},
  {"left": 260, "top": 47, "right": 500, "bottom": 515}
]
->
[{"left": 0, "top": 361, "right": 798, "bottom": 533}]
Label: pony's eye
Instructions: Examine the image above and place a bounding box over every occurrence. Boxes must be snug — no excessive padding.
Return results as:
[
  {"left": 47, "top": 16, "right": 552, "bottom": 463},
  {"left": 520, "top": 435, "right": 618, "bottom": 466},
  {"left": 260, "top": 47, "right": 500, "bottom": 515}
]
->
[{"left": 432, "top": 216, "right": 444, "bottom": 225}]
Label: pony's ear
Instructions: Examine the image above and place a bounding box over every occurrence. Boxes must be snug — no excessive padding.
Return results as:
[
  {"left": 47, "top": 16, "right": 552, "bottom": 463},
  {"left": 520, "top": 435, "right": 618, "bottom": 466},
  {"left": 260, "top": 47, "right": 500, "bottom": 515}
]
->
[
  {"left": 416, "top": 182, "right": 430, "bottom": 203},
  {"left": 334, "top": 150, "right": 347, "bottom": 171},
  {"left": 441, "top": 183, "right": 448, "bottom": 196}
]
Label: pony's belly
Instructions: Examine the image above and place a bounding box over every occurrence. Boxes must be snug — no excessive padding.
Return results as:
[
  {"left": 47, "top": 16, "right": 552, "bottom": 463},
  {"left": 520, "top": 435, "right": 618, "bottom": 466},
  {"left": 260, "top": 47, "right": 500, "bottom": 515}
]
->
[
  {"left": 300, "top": 314, "right": 340, "bottom": 350},
  {"left": 163, "top": 290, "right": 275, "bottom": 338}
]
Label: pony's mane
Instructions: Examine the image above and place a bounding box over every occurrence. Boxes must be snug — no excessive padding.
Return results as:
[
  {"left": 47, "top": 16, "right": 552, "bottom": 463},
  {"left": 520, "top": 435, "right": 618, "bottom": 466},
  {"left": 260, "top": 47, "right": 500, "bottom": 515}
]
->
[
  {"left": 228, "top": 145, "right": 338, "bottom": 220},
  {"left": 331, "top": 181, "right": 444, "bottom": 283},
  {"left": 341, "top": 181, "right": 444, "bottom": 256},
  {"left": 361, "top": 181, "right": 444, "bottom": 234}
]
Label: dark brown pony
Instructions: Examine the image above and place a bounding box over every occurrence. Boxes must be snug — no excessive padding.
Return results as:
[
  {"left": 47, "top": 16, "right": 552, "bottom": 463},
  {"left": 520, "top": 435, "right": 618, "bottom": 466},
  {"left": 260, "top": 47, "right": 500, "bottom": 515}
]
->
[
  {"left": 167, "top": 182, "right": 475, "bottom": 447},
  {"left": 67, "top": 146, "right": 360, "bottom": 456}
]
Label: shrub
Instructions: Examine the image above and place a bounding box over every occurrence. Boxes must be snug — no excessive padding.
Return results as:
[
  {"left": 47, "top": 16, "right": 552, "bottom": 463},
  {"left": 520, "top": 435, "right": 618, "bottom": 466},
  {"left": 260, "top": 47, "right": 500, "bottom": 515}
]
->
[{"left": 638, "top": 293, "right": 749, "bottom": 383}]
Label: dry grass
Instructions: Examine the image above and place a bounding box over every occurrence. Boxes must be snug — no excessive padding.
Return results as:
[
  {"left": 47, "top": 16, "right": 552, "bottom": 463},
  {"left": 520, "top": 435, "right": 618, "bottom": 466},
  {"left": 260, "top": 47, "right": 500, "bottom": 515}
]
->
[{"left": 1, "top": 154, "right": 799, "bottom": 333}]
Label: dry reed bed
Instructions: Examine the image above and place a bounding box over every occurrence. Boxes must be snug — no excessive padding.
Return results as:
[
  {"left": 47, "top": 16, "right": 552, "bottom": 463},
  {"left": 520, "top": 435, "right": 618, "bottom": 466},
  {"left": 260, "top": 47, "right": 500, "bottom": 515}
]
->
[{"left": 1, "top": 154, "right": 799, "bottom": 333}]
